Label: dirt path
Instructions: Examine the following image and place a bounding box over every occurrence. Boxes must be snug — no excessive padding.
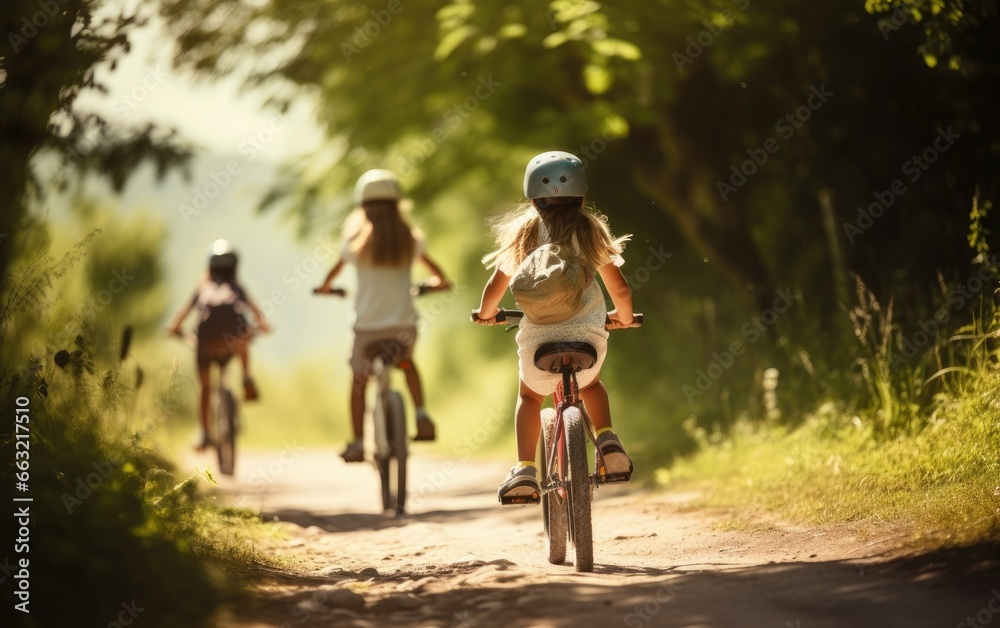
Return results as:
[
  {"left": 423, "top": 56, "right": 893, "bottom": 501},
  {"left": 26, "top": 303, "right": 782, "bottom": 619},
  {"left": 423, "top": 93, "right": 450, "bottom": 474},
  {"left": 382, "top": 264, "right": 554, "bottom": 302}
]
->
[{"left": 202, "top": 448, "right": 999, "bottom": 627}]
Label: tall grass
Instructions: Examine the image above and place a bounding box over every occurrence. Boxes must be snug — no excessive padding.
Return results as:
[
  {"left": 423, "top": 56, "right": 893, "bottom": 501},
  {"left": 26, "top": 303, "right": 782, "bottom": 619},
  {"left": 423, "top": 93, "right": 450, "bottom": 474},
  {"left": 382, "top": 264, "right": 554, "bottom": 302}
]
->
[{"left": 668, "top": 271, "right": 1000, "bottom": 546}]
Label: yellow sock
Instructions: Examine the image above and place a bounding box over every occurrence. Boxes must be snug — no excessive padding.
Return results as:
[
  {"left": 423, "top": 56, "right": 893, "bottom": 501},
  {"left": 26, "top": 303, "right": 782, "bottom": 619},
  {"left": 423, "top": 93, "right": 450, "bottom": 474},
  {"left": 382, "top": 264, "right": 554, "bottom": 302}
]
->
[
  {"left": 595, "top": 427, "right": 615, "bottom": 438},
  {"left": 517, "top": 460, "right": 537, "bottom": 469}
]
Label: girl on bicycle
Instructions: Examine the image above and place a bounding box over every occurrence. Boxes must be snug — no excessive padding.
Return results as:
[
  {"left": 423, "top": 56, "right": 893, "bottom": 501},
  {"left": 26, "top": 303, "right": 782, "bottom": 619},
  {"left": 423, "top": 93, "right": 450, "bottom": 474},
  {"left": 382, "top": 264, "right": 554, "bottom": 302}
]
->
[
  {"left": 166, "top": 239, "right": 271, "bottom": 451},
  {"left": 315, "top": 169, "right": 451, "bottom": 463},
  {"left": 472, "top": 151, "right": 635, "bottom": 504}
]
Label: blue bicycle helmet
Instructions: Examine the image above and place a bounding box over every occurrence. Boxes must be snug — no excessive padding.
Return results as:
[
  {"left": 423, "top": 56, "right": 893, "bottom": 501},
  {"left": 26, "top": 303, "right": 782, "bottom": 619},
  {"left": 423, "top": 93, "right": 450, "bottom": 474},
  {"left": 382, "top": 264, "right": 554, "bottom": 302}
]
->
[{"left": 523, "top": 151, "right": 588, "bottom": 199}]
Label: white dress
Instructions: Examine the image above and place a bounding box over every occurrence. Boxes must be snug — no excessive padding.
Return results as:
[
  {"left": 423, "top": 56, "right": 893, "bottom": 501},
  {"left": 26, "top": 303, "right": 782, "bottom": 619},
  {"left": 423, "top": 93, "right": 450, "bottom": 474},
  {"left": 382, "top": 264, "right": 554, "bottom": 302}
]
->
[{"left": 515, "top": 273, "right": 609, "bottom": 396}]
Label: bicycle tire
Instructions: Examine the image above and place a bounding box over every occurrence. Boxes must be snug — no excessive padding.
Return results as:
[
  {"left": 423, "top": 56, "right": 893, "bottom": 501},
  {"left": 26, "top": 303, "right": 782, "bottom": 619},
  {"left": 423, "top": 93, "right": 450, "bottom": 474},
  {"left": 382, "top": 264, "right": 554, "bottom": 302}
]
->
[
  {"left": 564, "top": 407, "right": 593, "bottom": 572},
  {"left": 540, "top": 408, "right": 567, "bottom": 564},
  {"left": 373, "top": 388, "right": 393, "bottom": 511},
  {"left": 387, "top": 391, "right": 408, "bottom": 515},
  {"left": 377, "top": 455, "right": 392, "bottom": 511},
  {"left": 216, "top": 389, "right": 237, "bottom": 476}
]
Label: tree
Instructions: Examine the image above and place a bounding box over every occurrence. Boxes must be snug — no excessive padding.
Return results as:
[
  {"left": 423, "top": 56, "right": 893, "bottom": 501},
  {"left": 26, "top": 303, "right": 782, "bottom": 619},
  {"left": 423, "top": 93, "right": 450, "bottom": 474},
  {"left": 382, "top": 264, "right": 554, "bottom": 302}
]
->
[
  {"left": 0, "top": 0, "right": 187, "bottom": 288},
  {"left": 159, "top": 0, "right": 996, "bottom": 306},
  {"left": 158, "top": 0, "right": 1000, "bottom": 425}
]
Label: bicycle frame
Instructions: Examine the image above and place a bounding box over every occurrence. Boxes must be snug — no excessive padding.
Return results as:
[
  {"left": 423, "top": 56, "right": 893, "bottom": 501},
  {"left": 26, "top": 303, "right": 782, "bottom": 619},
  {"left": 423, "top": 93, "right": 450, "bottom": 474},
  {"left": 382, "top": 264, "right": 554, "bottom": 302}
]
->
[
  {"left": 540, "top": 361, "right": 612, "bottom": 499},
  {"left": 363, "top": 348, "right": 409, "bottom": 515},
  {"left": 170, "top": 329, "right": 241, "bottom": 474}
]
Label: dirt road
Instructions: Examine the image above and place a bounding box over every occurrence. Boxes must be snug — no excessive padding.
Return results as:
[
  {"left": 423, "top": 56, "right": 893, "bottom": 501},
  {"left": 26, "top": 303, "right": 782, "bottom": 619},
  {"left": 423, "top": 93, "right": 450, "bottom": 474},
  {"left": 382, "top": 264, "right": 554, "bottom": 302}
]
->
[{"left": 203, "top": 448, "right": 999, "bottom": 627}]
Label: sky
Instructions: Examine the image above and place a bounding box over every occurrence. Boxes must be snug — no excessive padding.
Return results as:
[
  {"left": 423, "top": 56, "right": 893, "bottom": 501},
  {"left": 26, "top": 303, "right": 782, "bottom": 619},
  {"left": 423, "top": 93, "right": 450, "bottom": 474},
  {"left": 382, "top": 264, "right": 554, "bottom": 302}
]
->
[{"left": 75, "top": 12, "right": 322, "bottom": 161}]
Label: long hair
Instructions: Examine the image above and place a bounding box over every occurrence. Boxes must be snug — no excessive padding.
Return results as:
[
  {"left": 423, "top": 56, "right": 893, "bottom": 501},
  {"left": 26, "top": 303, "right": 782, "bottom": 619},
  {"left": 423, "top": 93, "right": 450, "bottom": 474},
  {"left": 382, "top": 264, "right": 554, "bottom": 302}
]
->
[
  {"left": 482, "top": 197, "right": 630, "bottom": 274},
  {"left": 342, "top": 200, "right": 417, "bottom": 267}
]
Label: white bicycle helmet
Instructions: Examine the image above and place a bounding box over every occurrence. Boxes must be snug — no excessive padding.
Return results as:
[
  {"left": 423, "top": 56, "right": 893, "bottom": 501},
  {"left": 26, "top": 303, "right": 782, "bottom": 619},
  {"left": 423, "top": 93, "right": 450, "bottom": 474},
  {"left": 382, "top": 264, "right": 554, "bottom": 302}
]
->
[
  {"left": 208, "top": 239, "right": 238, "bottom": 272},
  {"left": 523, "top": 151, "right": 588, "bottom": 199},
  {"left": 355, "top": 169, "right": 402, "bottom": 205}
]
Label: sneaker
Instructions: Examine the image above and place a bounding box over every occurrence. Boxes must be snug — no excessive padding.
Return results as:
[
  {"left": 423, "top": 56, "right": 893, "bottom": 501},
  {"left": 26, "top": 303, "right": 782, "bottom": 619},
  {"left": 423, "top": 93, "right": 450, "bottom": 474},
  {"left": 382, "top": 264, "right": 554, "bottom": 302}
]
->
[
  {"left": 414, "top": 412, "right": 436, "bottom": 441},
  {"left": 498, "top": 465, "right": 540, "bottom": 505},
  {"left": 243, "top": 377, "right": 259, "bottom": 402},
  {"left": 341, "top": 439, "right": 364, "bottom": 463},
  {"left": 596, "top": 431, "right": 633, "bottom": 484}
]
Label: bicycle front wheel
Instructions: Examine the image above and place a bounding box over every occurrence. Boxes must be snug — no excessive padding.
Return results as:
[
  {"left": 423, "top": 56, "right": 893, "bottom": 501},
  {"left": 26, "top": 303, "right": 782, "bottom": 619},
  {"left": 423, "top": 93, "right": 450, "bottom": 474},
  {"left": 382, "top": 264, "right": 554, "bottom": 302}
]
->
[
  {"left": 540, "top": 408, "right": 567, "bottom": 565},
  {"left": 216, "top": 389, "right": 237, "bottom": 476},
  {"left": 564, "top": 407, "right": 593, "bottom": 572}
]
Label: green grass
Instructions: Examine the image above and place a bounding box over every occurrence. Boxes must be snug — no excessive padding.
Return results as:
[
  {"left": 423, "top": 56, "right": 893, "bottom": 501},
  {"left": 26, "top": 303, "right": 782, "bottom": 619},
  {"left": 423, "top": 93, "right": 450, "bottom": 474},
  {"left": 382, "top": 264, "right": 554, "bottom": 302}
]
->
[
  {"left": 667, "top": 385, "right": 1000, "bottom": 547},
  {"left": 664, "top": 276, "right": 1000, "bottom": 549}
]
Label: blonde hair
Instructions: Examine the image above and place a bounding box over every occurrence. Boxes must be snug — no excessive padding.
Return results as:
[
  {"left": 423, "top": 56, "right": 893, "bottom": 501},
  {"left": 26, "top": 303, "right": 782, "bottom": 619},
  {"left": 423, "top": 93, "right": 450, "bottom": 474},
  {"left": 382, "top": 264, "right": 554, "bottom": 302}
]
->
[
  {"left": 482, "top": 198, "right": 630, "bottom": 274},
  {"left": 342, "top": 201, "right": 417, "bottom": 266}
]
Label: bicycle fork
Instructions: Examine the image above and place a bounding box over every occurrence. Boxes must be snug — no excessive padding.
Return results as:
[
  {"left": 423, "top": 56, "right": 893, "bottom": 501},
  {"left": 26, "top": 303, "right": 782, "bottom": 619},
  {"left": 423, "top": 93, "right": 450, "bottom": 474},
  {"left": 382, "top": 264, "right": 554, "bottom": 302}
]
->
[{"left": 540, "top": 362, "right": 615, "bottom": 495}]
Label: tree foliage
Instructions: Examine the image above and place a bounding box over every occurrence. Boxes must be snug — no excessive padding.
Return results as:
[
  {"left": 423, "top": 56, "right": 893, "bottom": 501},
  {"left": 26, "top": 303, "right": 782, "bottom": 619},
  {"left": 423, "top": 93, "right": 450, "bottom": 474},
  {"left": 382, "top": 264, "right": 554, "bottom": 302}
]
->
[
  {"left": 159, "top": 0, "right": 998, "bottom": 435},
  {"left": 0, "top": 0, "right": 188, "bottom": 284}
]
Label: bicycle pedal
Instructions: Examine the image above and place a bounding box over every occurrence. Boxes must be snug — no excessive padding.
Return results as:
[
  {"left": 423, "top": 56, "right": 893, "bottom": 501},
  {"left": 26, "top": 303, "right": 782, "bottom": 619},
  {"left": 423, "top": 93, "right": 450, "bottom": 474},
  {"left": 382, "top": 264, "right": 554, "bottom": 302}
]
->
[
  {"left": 596, "top": 471, "right": 632, "bottom": 485},
  {"left": 499, "top": 493, "right": 540, "bottom": 506}
]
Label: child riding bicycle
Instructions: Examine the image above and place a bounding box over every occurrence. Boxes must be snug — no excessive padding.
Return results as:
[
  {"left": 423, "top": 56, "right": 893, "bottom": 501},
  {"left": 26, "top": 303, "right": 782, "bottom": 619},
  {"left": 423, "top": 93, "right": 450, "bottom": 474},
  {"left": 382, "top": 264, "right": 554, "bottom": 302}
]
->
[
  {"left": 472, "top": 151, "right": 635, "bottom": 504},
  {"left": 315, "top": 169, "right": 451, "bottom": 463},
  {"left": 166, "top": 239, "right": 271, "bottom": 451}
]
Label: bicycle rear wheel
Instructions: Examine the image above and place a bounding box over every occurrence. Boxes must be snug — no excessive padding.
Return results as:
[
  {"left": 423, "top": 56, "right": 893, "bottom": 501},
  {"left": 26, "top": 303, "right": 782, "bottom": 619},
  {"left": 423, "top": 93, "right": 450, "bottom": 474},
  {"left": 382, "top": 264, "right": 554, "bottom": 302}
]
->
[
  {"left": 540, "top": 408, "right": 567, "bottom": 565},
  {"left": 564, "top": 407, "right": 593, "bottom": 572},
  {"left": 387, "top": 391, "right": 408, "bottom": 515},
  {"left": 216, "top": 389, "right": 237, "bottom": 476}
]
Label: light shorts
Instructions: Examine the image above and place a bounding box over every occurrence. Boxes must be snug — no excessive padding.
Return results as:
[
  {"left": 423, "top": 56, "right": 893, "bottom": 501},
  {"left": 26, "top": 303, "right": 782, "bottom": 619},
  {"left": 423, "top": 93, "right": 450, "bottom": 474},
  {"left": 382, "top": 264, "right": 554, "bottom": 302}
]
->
[{"left": 350, "top": 326, "right": 418, "bottom": 375}]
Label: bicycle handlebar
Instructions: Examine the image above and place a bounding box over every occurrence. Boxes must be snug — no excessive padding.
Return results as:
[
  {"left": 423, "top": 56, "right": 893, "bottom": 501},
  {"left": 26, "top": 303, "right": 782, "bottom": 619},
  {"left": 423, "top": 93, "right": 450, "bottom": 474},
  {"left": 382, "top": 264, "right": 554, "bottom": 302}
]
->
[
  {"left": 471, "top": 308, "right": 643, "bottom": 330},
  {"left": 313, "top": 281, "right": 448, "bottom": 298}
]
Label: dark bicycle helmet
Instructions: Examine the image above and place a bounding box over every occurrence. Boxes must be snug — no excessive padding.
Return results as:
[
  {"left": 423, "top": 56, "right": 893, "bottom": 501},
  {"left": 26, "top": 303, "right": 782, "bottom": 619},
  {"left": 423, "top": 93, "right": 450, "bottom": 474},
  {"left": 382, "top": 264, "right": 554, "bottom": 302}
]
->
[{"left": 208, "top": 239, "right": 238, "bottom": 272}]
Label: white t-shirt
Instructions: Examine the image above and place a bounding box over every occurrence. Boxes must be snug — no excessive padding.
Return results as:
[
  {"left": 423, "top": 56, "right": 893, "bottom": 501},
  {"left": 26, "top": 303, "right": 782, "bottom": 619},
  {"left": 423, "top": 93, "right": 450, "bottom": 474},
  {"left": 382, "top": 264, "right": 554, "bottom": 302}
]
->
[{"left": 342, "top": 238, "right": 424, "bottom": 330}]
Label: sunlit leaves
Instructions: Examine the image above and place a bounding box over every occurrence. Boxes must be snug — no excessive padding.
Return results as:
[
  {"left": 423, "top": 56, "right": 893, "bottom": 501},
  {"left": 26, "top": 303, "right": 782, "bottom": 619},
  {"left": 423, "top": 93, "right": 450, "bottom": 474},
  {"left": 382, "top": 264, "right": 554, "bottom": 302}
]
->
[
  {"left": 591, "top": 38, "right": 642, "bottom": 60},
  {"left": 863, "top": 0, "right": 997, "bottom": 76},
  {"left": 601, "top": 113, "right": 629, "bottom": 139},
  {"left": 435, "top": 24, "right": 477, "bottom": 60},
  {"left": 543, "top": 0, "right": 606, "bottom": 48},
  {"left": 498, "top": 22, "right": 527, "bottom": 39},
  {"left": 583, "top": 63, "right": 611, "bottom": 94}
]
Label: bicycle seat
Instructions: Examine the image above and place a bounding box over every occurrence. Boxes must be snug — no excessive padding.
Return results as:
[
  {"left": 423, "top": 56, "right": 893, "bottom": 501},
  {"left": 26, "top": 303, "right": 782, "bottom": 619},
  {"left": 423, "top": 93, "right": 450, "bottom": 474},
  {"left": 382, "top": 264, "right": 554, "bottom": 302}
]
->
[{"left": 533, "top": 342, "right": 598, "bottom": 373}]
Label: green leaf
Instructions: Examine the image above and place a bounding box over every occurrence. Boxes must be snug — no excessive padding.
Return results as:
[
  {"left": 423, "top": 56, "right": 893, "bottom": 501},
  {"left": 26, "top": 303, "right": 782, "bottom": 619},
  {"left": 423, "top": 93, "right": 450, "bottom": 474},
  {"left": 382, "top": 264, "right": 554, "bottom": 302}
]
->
[
  {"left": 437, "top": 1, "right": 476, "bottom": 29},
  {"left": 543, "top": 31, "right": 570, "bottom": 48},
  {"left": 584, "top": 63, "right": 612, "bottom": 94},
  {"left": 602, "top": 114, "right": 630, "bottom": 139},
  {"left": 435, "top": 24, "right": 478, "bottom": 60},
  {"left": 549, "top": 0, "right": 602, "bottom": 23},
  {"left": 591, "top": 38, "right": 642, "bottom": 61},
  {"left": 498, "top": 23, "right": 527, "bottom": 39}
]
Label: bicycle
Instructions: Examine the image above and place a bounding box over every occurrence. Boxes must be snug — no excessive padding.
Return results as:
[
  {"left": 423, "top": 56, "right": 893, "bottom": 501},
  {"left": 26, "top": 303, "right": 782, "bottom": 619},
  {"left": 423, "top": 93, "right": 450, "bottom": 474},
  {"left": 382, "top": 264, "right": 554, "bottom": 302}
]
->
[
  {"left": 476, "top": 308, "right": 642, "bottom": 572},
  {"left": 170, "top": 330, "right": 250, "bottom": 476},
  {"left": 314, "top": 282, "right": 448, "bottom": 516}
]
